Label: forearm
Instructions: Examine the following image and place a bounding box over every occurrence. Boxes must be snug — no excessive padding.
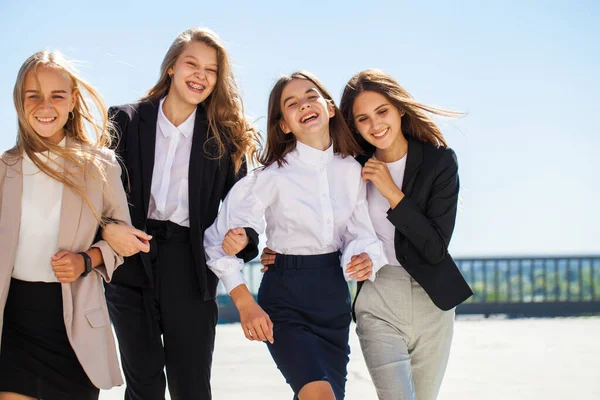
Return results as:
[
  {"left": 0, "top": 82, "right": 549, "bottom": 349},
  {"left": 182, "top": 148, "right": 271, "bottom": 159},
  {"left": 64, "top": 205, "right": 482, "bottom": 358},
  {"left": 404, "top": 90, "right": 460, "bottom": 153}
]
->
[{"left": 86, "top": 247, "right": 104, "bottom": 268}]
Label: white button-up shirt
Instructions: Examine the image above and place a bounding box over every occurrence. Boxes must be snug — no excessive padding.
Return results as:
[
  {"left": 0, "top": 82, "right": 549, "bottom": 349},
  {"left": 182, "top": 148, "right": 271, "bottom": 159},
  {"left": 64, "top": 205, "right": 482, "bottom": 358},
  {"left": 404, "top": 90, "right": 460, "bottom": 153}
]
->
[
  {"left": 147, "top": 97, "right": 196, "bottom": 227},
  {"left": 204, "top": 140, "right": 387, "bottom": 293}
]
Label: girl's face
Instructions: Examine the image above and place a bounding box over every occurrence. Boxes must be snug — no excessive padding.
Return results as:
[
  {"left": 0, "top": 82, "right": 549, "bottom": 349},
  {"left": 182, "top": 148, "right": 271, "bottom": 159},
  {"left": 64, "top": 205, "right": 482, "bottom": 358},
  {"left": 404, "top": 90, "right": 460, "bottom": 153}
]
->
[
  {"left": 279, "top": 78, "right": 334, "bottom": 144},
  {"left": 23, "top": 66, "right": 77, "bottom": 144},
  {"left": 352, "top": 90, "right": 405, "bottom": 151},
  {"left": 168, "top": 41, "right": 218, "bottom": 107}
]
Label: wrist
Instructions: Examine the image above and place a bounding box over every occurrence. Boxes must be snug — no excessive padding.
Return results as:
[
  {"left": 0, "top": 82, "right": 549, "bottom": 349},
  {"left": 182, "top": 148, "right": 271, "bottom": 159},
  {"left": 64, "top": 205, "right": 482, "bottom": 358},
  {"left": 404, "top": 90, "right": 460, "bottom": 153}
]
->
[
  {"left": 387, "top": 188, "right": 405, "bottom": 209},
  {"left": 78, "top": 251, "right": 92, "bottom": 277}
]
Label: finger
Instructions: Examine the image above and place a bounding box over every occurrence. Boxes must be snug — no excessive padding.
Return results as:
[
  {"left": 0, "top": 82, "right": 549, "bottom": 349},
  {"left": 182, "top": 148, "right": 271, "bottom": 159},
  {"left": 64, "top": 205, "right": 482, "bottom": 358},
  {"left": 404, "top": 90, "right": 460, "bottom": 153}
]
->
[
  {"left": 137, "top": 240, "right": 151, "bottom": 253},
  {"left": 51, "top": 250, "right": 70, "bottom": 261},
  {"left": 51, "top": 259, "right": 70, "bottom": 268},
  {"left": 260, "top": 255, "right": 275, "bottom": 266},
  {"left": 132, "top": 229, "right": 152, "bottom": 241},
  {"left": 260, "top": 266, "right": 269, "bottom": 273},
  {"left": 52, "top": 265, "right": 73, "bottom": 272},
  {"left": 348, "top": 261, "right": 369, "bottom": 277},
  {"left": 260, "top": 317, "right": 274, "bottom": 344},
  {"left": 242, "top": 324, "right": 253, "bottom": 341},
  {"left": 252, "top": 320, "right": 268, "bottom": 342},
  {"left": 222, "top": 242, "right": 235, "bottom": 256},
  {"left": 355, "top": 268, "right": 373, "bottom": 281},
  {"left": 264, "top": 248, "right": 276, "bottom": 255},
  {"left": 247, "top": 325, "right": 261, "bottom": 341}
]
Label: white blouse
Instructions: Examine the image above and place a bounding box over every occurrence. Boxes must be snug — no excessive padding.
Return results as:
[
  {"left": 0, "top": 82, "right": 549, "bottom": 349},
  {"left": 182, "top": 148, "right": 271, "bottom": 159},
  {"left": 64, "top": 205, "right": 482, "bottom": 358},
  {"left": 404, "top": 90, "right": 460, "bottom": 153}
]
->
[
  {"left": 147, "top": 97, "right": 196, "bottom": 227},
  {"left": 367, "top": 155, "right": 407, "bottom": 267},
  {"left": 13, "top": 139, "right": 66, "bottom": 283},
  {"left": 204, "top": 140, "right": 388, "bottom": 293}
]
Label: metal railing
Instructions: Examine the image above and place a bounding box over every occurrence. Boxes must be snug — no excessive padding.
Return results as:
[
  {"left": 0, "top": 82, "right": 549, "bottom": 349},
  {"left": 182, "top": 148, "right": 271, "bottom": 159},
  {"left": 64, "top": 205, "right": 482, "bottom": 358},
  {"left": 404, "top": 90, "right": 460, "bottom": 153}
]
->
[{"left": 216, "top": 255, "right": 600, "bottom": 321}]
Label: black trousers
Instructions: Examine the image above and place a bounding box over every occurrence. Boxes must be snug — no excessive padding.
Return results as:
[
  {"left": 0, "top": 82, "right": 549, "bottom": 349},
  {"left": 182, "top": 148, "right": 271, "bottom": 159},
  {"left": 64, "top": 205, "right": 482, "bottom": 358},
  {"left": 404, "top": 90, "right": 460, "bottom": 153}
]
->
[{"left": 105, "top": 220, "right": 218, "bottom": 400}]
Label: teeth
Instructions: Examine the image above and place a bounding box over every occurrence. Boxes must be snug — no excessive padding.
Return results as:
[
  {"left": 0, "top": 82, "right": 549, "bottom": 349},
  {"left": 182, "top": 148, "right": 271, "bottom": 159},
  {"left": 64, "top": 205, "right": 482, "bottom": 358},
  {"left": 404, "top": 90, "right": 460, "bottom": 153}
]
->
[
  {"left": 188, "top": 82, "right": 204, "bottom": 90},
  {"left": 373, "top": 128, "right": 388, "bottom": 138},
  {"left": 36, "top": 117, "right": 56, "bottom": 123},
  {"left": 301, "top": 113, "right": 317, "bottom": 123}
]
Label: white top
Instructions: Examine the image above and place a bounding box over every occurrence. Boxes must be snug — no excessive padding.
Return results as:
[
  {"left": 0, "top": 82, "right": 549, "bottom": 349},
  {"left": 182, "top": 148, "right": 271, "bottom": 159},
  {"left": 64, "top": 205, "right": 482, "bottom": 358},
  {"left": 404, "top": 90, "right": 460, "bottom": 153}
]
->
[
  {"left": 204, "top": 140, "right": 388, "bottom": 293},
  {"left": 13, "top": 138, "right": 66, "bottom": 282},
  {"left": 147, "top": 97, "right": 196, "bottom": 227},
  {"left": 367, "top": 154, "right": 407, "bottom": 267}
]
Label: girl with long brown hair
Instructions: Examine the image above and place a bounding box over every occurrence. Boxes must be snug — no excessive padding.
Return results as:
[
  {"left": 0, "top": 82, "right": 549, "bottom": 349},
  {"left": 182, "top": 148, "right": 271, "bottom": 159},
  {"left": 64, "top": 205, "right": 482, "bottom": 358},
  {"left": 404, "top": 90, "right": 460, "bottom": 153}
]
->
[
  {"left": 99, "top": 27, "right": 260, "bottom": 399},
  {"left": 204, "top": 71, "right": 387, "bottom": 400},
  {"left": 0, "top": 50, "right": 132, "bottom": 400},
  {"left": 339, "top": 69, "right": 473, "bottom": 400}
]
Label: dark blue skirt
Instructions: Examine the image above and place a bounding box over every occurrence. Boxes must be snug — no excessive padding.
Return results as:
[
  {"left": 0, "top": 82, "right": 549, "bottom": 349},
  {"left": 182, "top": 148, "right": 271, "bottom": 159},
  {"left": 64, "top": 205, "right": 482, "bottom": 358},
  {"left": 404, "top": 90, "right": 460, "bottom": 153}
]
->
[{"left": 257, "top": 252, "right": 351, "bottom": 400}]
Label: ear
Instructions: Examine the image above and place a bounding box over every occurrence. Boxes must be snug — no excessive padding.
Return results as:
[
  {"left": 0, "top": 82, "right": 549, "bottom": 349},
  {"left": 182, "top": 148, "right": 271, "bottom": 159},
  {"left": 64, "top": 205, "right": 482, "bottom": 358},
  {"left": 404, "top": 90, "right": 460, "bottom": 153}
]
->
[
  {"left": 279, "top": 119, "right": 291, "bottom": 134},
  {"left": 399, "top": 109, "right": 406, "bottom": 117},
  {"left": 167, "top": 66, "right": 174, "bottom": 78},
  {"left": 327, "top": 101, "right": 336, "bottom": 119}
]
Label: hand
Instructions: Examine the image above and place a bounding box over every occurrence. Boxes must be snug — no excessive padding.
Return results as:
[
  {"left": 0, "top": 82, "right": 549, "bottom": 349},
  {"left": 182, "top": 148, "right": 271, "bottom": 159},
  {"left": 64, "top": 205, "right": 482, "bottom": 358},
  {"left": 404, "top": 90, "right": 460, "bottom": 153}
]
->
[
  {"left": 362, "top": 159, "right": 405, "bottom": 208},
  {"left": 102, "top": 223, "right": 152, "bottom": 256},
  {"left": 231, "top": 288, "right": 274, "bottom": 343},
  {"left": 51, "top": 251, "right": 86, "bottom": 283},
  {"left": 346, "top": 252, "right": 373, "bottom": 282},
  {"left": 260, "top": 247, "right": 276, "bottom": 273},
  {"left": 222, "top": 228, "right": 248, "bottom": 256}
]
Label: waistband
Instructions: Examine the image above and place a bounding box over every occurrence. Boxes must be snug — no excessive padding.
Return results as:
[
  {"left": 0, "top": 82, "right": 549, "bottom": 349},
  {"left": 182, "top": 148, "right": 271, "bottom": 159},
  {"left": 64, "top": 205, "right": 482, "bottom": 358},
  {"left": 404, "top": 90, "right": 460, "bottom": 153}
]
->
[
  {"left": 271, "top": 251, "right": 340, "bottom": 271},
  {"left": 146, "top": 219, "right": 189, "bottom": 242}
]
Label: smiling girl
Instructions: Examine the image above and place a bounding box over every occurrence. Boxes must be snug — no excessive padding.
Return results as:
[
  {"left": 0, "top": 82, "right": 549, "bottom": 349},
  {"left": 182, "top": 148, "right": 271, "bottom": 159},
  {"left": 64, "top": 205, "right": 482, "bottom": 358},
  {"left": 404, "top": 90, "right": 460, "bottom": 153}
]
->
[
  {"left": 99, "top": 27, "right": 260, "bottom": 399},
  {"left": 0, "top": 51, "right": 132, "bottom": 400},
  {"left": 204, "top": 71, "right": 387, "bottom": 400},
  {"left": 339, "top": 69, "right": 473, "bottom": 400}
]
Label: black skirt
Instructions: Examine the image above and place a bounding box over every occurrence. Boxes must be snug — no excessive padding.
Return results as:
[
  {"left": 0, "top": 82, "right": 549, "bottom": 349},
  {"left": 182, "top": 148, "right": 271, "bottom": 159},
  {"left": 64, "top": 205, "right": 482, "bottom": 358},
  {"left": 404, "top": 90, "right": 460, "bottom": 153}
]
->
[
  {"left": 0, "top": 278, "right": 99, "bottom": 400},
  {"left": 257, "top": 252, "right": 351, "bottom": 400}
]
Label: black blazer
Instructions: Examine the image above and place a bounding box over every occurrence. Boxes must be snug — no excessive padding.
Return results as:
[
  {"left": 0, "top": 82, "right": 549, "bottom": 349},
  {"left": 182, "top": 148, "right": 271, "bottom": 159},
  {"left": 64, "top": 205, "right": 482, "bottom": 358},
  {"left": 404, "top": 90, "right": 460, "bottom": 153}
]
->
[
  {"left": 107, "top": 100, "right": 258, "bottom": 300},
  {"left": 355, "top": 135, "right": 473, "bottom": 312}
]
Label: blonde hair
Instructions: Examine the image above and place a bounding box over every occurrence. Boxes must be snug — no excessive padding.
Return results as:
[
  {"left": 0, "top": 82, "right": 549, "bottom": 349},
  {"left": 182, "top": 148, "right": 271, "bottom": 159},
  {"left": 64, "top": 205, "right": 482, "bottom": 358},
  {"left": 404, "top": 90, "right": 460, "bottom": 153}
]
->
[
  {"left": 340, "top": 69, "right": 464, "bottom": 152},
  {"left": 7, "top": 50, "right": 113, "bottom": 224},
  {"left": 141, "top": 27, "right": 259, "bottom": 171}
]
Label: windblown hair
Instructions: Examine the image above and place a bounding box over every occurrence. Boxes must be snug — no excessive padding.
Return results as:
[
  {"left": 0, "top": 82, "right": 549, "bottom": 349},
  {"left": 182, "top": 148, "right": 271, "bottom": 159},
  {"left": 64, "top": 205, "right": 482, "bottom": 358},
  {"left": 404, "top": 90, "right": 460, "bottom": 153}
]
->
[
  {"left": 141, "top": 27, "right": 259, "bottom": 171},
  {"left": 260, "top": 71, "right": 361, "bottom": 168},
  {"left": 7, "top": 50, "right": 113, "bottom": 224},
  {"left": 340, "top": 69, "right": 464, "bottom": 153}
]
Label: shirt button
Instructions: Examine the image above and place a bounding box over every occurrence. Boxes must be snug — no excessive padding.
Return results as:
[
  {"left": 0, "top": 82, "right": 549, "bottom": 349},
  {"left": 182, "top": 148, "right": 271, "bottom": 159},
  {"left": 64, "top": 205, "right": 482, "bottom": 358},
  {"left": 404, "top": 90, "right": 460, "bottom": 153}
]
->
[
  {"left": 327, "top": 219, "right": 331, "bottom": 223},
  {"left": 320, "top": 168, "right": 324, "bottom": 172},
  {"left": 322, "top": 194, "right": 326, "bottom": 198}
]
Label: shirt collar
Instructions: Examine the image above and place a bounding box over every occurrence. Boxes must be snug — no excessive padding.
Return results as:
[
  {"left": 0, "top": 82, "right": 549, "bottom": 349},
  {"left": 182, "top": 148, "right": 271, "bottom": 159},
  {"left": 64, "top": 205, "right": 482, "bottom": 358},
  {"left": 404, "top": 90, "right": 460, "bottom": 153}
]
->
[
  {"left": 291, "top": 139, "right": 334, "bottom": 166},
  {"left": 157, "top": 97, "right": 196, "bottom": 139}
]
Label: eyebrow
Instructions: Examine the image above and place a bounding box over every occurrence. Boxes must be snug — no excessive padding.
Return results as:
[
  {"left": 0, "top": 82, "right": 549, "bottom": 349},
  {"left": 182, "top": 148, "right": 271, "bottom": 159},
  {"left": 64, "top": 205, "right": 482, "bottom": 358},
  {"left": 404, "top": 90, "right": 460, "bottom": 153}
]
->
[
  {"left": 182, "top": 55, "right": 218, "bottom": 67},
  {"left": 282, "top": 88, "right": 319, "bottom": 106},
  {"left": 25, "top": 89, "right": 68, "bottom": 94},
  {"left": 354, "top": 103, "right": 390, "bottom": 118}
]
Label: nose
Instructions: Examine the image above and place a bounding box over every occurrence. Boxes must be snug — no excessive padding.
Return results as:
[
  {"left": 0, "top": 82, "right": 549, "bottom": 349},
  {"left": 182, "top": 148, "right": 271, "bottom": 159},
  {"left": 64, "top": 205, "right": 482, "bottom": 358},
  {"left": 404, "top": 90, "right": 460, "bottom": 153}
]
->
[
  {"left": 38, "top": 96, "right": 52, "bottom": 111},
  {"left": 299, "top": 99, "right": 311, "bottom": 111},
  {"left": 195, "top": 68, "right": 207, "bottom": 79}
]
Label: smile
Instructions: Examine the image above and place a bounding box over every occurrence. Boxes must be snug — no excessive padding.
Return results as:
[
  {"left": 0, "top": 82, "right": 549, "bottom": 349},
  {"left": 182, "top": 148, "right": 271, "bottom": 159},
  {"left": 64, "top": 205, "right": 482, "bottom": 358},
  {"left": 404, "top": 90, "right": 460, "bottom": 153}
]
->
[
  {"left": 300, "top": 113, "right": 318, "bottom": 123},
  {"left": 35, "top": 116, "right": 57, "bottom": 124},
  {"left": 372, "top": 128, "right": 388, "bottom": 138},
  {"left": 187, "top": 82, "right": 205, "bottom": 92}
]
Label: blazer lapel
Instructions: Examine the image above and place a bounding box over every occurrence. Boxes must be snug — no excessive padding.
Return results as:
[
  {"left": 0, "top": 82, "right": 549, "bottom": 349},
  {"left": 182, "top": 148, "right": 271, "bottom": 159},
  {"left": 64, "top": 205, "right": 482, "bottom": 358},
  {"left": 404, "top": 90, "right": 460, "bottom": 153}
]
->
[
  {"left": 138, "top": 101, "right": 159, "bottom": 218},
  {"left": 0, "top": 157, "right": 23, "bottom": 278},
  {"left": 402, "top": 135, "right": 424, "bottom": 195},
  {"left": 57, "top": 137, "right": 84, "bottom": 252},
  {"left": 189, "top": 105, "right": 216, "bottom": 226}
]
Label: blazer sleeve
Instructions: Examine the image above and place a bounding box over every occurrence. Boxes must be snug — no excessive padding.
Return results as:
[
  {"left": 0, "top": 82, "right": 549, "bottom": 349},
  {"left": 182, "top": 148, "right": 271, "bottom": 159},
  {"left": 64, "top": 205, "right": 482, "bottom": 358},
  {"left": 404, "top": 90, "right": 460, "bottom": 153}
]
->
[
  {"left": 91, "top": 150, "right": 133, "bottom": 282},
  {"left": 223, "top": 154, "right": 259, "bottom": 263},
  {"left": 108, "top": 106, "right": 130, "bottom": 188},
  {"left": 387, "top": 148, "right": 459, "bottom": 265}
]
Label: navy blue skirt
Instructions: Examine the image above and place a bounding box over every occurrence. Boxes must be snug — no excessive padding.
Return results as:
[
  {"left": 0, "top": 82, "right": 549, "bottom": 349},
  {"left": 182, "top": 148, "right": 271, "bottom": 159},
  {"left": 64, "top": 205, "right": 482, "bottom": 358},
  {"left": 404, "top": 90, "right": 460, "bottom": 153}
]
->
[{"left": 257, "top": 252, "right": 351, "bottom": 400}]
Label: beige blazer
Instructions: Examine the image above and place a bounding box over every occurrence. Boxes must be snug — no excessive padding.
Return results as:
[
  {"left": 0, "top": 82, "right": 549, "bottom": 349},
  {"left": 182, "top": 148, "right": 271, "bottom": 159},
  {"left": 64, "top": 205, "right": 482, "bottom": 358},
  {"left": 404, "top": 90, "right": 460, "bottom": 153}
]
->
[{"left": 0, "top": 137, "right": 130, "bottom": 390}]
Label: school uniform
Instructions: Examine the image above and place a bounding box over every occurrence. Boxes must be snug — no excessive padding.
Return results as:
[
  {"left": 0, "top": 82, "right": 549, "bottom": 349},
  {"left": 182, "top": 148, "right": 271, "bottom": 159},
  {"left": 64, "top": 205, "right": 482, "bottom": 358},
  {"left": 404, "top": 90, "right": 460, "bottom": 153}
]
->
[
  {"left": 0, "top": 137, "right": 130, "bottom": 399},
  {"left": 204, "top": 141, "right": 387, "bottom": 400},
  {"left": 354, "top": 135, "right": 473, "bottom": 400},
  {"left": 105, "top": 98, "right": 258, "bottom": 400}
]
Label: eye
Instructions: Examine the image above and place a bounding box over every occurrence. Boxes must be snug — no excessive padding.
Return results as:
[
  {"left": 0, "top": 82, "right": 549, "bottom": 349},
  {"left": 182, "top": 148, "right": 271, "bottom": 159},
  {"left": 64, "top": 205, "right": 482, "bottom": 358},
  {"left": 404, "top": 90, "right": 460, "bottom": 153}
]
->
[
  {"left": 52, "top": 95, "right": 65, "bottom": 100},
  {"left": 356, "top": 117, "right": 367, "bottom": 123},
  {"left": 206, "top": 68, "right": 217, "bottom": 74},
  {"left": 287, "top": 102, "right": 298, "bottom": 108},
  {"left": 377, "top": 109, "right": 388, "bottom": 115},
  {"left": 27, "top": 95, "right": 40, "bottom": 100},
  {"left": 186, "top": 61, "right": 197, "bottom": 67},
  {"left": 308, "top": 95, "right": 318, "bottom": 100}
]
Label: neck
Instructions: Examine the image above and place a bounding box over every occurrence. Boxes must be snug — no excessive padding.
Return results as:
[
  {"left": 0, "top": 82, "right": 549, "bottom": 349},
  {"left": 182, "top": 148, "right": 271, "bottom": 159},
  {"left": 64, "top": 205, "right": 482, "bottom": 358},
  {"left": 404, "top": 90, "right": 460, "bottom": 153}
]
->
[
  {"left": 295, "top": 131, "right": 331, "bottom": 151},
  {"left": 375, "top": 132, "right": 408, "bottom": 162},
  {"left": 162, "top": 94, "right": 196, "bottom": 127}
]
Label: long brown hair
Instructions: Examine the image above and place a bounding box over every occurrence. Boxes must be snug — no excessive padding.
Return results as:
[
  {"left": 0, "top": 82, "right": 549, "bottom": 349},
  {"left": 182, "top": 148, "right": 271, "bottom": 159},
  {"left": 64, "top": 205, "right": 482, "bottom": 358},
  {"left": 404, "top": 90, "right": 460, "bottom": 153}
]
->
[
  {"left": 141, "top": 27, "right": 258, "bottom": 171},
  {"left": 340, "top": 69, "right": 464, "bottom": 153},
  {"left": 6, "top": 50, "right": 113, "bottom": 224},
  {"left": 259, "top": 71, "right": 361, "bottom": 168}
]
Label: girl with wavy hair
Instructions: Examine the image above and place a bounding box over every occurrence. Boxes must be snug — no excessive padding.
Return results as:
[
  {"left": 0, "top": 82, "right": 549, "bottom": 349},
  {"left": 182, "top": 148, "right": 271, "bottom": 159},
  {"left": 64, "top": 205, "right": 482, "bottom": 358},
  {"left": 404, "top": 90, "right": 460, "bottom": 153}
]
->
[
  {"left": 100, "top": 27, "right": 260, "bottom": 399},
  {"left": 0, "top": 50, "right": 132, "bottom": 400}
]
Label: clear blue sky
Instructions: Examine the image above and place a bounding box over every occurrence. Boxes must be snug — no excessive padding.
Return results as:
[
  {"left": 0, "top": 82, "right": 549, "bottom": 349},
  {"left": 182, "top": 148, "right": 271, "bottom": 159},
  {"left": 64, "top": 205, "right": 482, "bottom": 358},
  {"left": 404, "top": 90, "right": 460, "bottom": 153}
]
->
[{"left": 1, "top": 0, "right": 598, "bottom": 257}]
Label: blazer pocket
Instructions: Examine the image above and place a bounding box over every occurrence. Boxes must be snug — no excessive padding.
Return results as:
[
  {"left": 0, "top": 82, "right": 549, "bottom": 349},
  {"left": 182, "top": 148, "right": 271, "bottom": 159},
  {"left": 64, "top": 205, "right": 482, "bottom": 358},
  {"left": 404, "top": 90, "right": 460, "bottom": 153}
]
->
[{"left": 85, "top": 308, "right": 109, "bottom": 328}]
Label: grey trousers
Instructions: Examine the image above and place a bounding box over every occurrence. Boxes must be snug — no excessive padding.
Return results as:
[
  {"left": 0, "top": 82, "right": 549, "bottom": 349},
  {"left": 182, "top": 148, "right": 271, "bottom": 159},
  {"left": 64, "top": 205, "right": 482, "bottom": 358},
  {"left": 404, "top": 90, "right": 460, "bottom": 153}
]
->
[{"left": 355, "top": 265, "right": 455, "bottom": 400}]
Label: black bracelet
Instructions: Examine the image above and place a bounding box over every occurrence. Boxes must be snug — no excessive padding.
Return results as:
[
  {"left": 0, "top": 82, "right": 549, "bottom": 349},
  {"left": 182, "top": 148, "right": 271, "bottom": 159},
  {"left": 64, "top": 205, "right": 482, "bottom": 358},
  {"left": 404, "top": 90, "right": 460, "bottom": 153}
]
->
[{"left": 78, "top": 252, "right": 92, "bottom": 277}]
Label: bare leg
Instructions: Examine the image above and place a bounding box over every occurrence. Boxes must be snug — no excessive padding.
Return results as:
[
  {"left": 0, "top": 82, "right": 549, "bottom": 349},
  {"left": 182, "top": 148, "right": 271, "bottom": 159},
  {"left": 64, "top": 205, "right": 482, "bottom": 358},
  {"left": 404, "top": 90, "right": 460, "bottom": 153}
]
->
[
  {"left": 0, "top": 392, "right": 37, "bottom": 400},
  {"left": 298, "top": 380, "right": 336, "bottom": 400}
]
